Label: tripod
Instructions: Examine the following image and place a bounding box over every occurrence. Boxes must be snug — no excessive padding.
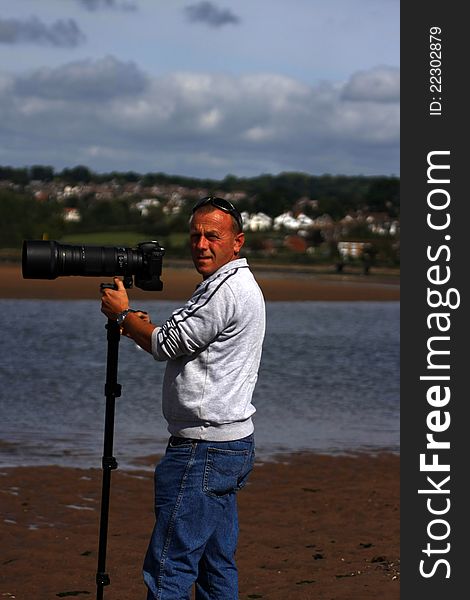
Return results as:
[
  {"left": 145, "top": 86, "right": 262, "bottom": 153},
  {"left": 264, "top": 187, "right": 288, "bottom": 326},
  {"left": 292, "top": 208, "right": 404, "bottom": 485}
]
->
[{"left": 96, "top": 299, "right": 122, "bottom": 599}]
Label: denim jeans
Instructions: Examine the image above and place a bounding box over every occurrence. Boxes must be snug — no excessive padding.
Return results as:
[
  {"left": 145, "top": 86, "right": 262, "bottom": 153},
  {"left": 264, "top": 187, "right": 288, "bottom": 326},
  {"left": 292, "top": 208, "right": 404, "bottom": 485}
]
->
[{"left": 143, "top": 434, "right": 255, "bottom": 600}]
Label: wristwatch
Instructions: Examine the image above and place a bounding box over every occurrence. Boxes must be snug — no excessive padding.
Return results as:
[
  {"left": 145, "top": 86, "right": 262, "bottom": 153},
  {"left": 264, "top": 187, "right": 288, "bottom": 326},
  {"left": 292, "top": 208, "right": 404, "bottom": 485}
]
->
[{"left": 116, "top": 308, "right": 135, "bottom": 325}]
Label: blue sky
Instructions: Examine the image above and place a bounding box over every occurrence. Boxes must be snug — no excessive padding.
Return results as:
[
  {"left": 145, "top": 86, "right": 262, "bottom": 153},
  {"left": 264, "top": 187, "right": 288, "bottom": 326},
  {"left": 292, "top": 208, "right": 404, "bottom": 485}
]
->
[{"left": 0, "top": 0, "right": 399, "bottom": 178}]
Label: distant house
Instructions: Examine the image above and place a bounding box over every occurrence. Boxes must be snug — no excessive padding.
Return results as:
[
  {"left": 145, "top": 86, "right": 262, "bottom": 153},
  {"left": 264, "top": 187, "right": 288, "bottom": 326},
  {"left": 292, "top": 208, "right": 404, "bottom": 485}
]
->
[
  {"left": 34, "top": 190, "right": 49, "bottom": 202},
  {"left": 284, "top": 235, "right": 308, "bottom": 253},
  {"left": 134, "top": 198, "right": 161, "bottom": 217},
  {"left": 242, "top": 212, "right": 272, "bottom": 231},
  {"left": 273, "top": 211, "right": 314, "bottom": 231},
  {"left": 365, "top": 212, "right": 399, "bottom": 236},
  {"left": 337, "top": 241, "right": 366, "bottom": 259},
  {"left": 63, "top": 207, "right": 81, "bottom": 222}
]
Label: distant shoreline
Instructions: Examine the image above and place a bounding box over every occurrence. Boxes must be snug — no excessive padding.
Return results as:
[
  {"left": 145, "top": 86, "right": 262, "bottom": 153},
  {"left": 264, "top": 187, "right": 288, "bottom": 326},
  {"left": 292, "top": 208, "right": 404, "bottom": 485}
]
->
[{"left": 1, "top": 262, "right": 399, "bottom": 302}]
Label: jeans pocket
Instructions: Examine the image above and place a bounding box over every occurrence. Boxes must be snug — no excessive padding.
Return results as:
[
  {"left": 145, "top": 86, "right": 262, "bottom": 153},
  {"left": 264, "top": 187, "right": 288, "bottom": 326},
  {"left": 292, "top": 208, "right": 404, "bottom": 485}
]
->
[{"left": 203, "top": 448, "right": 251, "bottom": 497}]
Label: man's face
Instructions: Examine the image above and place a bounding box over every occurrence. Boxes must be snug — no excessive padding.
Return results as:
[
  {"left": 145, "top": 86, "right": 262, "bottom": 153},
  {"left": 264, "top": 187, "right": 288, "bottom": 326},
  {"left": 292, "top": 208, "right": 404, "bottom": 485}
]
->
[{"left": 190, "top": 208, "right": 244, "bottom": 279}]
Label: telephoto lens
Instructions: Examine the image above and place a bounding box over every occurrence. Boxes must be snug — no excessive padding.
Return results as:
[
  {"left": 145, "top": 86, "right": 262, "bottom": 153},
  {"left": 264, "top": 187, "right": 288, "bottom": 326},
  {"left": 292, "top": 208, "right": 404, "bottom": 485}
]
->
[{"left": 22, "top": 240, "right": 164, "bottom": 291}]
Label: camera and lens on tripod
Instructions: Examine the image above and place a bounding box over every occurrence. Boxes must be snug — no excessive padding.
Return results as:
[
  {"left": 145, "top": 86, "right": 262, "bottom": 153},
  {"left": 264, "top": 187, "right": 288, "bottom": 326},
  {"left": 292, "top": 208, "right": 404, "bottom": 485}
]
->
[
  {"left": 22, "top": 239, "right": 165, "bottom": 290},
  {"left": 22, "top": 238, "right": 165, "bottom": 599}
]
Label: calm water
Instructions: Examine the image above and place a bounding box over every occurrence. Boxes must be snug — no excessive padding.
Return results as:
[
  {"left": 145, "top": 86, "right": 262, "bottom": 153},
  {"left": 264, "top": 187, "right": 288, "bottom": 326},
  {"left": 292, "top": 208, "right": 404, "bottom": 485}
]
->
[{"left": 0, "top": 300, "right": 399, "bottom": 469}]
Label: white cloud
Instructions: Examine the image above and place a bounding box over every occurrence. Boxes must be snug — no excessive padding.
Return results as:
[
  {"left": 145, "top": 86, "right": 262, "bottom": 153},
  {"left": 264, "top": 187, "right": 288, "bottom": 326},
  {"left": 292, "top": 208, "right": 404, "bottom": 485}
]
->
[
  {"left": 242, "top": 126, "right": 275, "bottom": 142},
  {"left": 0, "top": 59, "right": 399, "bottom": 177},
  {"left": 14, "top": 56, "right": 148, "bottom": 100},
  {"left": 342, "top": 66, "right": 400, "bottom": 102},
  {"left": 199, "top": 108, "right": 222, "bottom": 129}
]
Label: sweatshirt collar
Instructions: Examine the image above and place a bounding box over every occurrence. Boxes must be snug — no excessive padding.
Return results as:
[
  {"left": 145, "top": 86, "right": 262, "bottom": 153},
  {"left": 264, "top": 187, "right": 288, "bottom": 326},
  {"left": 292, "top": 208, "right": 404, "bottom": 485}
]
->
[{"left": 197, "top": 257, "right": 248, "bottom": 287}]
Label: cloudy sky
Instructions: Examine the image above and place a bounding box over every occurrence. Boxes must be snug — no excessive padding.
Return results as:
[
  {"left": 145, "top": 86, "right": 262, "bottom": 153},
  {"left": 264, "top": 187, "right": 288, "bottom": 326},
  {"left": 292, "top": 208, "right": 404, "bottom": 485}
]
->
[{"left": 0, "top": 0, "right": 399, "bottom": 179}]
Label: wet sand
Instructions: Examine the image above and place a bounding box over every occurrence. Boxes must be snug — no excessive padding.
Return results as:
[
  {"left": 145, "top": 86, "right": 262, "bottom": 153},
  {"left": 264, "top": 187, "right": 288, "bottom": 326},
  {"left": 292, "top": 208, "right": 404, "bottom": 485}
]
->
[
  {"left": 1, "top": 262, "right": 399, "bottom": 301},
  {"left": 0, "top": 453, "right": 399, "bottom": 599}
]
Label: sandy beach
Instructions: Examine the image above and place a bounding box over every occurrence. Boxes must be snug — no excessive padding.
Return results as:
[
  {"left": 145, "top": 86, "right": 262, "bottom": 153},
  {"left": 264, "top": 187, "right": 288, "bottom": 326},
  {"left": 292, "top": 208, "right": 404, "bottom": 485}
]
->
[
  {"left": 1, "top": 453, "right": 399, "bottom": 600},
  {"left": 1, "top": 261, "right": 399, "bottom": 598},
  {"left": 1, "top": 261, "right": 399, "bottom": 301}
]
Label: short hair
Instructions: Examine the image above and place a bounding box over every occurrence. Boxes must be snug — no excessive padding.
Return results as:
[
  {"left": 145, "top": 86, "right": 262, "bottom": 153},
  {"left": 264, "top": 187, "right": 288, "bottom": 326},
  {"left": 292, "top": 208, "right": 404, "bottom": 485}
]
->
[{"left": 191, "top": 197, "right": 243, "bottom": 234}]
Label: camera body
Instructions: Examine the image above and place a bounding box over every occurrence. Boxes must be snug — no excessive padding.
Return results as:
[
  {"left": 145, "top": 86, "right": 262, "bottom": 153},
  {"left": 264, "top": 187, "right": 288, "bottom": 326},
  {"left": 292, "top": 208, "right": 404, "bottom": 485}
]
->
[{"left": 22, "top": 240, "right": 165, "bottom": 291}]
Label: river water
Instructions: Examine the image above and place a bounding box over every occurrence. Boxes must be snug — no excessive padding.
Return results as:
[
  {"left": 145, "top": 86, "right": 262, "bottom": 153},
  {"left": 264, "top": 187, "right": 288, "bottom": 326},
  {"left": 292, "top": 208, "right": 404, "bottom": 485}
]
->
[{"left": 0, "top": 299, "right": 399, "bottom": 468}]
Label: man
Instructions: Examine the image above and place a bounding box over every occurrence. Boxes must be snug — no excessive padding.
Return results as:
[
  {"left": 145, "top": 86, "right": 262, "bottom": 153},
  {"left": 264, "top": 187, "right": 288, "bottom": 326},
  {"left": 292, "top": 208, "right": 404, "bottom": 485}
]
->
[{"left": 100, "top": 197, "right": 266, "bottom": 599}]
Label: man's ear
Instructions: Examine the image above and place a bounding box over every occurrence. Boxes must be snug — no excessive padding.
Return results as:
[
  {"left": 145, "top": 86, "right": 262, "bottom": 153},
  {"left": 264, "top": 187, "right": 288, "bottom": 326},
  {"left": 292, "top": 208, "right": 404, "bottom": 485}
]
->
[{"left": 234, "top": 232, "right": 245, "bottom": 255}]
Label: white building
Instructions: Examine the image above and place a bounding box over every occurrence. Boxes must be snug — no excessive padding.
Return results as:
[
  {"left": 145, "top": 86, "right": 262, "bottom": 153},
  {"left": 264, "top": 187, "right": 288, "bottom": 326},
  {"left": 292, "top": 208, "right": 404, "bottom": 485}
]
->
[
  {"left": 134, "top": 198, "right": 161, "bottom": 217},
  {"left": 273, "top": 211, "right": 313, "bottom": 231},
  {"left": 242, "top": 212, "right": 272, "bottom": 231},
  {"left": 63, "top": 207, "right": 81, "bottom": 222}
]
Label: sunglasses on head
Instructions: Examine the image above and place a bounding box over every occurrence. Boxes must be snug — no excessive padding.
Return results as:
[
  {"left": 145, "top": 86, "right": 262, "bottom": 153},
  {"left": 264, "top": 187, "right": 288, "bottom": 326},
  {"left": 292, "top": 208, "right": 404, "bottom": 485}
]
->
[{"left": 192, "top": 196, "right": 243, "bottom": 232}]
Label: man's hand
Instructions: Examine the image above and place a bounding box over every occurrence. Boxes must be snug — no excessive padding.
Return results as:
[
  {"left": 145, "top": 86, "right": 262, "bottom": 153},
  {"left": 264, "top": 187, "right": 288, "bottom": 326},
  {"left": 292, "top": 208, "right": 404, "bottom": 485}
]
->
[
  {"left": 100, "top": 277, "right": 129, "bottom": 320},
  {"left": 100, "top": 276, "right": 156, "bottom": 353}
]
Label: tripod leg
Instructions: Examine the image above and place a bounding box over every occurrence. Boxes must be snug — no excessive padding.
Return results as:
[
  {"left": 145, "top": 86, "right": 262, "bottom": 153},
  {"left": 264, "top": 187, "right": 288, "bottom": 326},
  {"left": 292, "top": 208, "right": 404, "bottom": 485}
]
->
[{"left": 96, "top": 319, "right": 121, "bottom": 599}]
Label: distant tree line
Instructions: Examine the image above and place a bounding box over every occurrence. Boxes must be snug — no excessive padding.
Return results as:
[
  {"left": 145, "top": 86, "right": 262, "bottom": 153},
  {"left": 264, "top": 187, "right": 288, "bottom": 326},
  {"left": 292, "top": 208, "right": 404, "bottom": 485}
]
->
[
  {"left": 0, "top": 164, "right": 399, "bottom": 215},
  {"left": 0, "top": 165, "right": 400, "bottom": 253},
  {"left": 0, "top": 190, "right": 64, "bottom": 247}
]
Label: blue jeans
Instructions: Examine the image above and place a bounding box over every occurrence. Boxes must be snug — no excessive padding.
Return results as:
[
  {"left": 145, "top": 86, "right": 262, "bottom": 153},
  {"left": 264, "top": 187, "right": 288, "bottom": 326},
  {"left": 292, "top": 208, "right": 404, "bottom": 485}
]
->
[{"left": 143, "top": 434, "right": 255, "bottom": 600}]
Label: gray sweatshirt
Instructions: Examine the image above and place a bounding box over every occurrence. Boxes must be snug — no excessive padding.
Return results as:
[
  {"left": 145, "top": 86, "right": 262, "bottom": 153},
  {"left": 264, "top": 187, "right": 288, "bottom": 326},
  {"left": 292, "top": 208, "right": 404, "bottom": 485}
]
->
[{"left": 151, "top": 258, "right": 266, "bottom": 441}]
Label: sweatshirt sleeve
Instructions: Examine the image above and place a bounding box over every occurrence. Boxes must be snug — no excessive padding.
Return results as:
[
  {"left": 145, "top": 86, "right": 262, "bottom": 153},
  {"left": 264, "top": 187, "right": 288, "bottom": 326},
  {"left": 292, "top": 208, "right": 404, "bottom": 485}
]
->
[{"left": 151, "top": 275, "right": 236, "bottom": 361}]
